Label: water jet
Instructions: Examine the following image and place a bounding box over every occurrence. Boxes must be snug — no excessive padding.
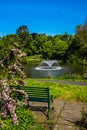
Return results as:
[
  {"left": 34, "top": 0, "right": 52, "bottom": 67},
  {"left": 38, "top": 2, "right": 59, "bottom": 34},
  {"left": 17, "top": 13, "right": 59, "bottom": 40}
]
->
[{"left": 35, "top": 60, "right": 62, "bottom": 70}]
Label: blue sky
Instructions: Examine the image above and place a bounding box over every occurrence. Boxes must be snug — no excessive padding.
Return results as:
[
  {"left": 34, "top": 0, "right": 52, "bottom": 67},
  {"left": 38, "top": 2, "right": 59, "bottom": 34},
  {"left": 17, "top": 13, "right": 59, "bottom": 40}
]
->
[{"left": 0, "top": 0, "right": 87, "bottom": 36}]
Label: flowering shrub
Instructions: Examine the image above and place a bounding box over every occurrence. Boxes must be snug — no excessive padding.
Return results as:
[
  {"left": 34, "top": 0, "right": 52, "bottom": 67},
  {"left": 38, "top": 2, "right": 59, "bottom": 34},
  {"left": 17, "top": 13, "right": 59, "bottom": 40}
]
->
[{"left": 0, "top": 43, "right": 28, "bottom": 126}]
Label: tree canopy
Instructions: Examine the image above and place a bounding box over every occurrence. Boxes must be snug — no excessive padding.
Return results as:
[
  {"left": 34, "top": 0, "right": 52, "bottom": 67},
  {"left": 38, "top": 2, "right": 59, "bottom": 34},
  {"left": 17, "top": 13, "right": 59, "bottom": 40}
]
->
[{"left": 0, "top": 19, "right": 87, "bottom": 64}]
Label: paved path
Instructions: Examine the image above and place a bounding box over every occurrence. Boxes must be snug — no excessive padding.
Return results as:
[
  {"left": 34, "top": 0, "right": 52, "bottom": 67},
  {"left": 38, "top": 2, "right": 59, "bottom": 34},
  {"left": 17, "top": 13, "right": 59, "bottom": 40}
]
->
[
  {"left": 30, "top": 100, "right": 87, "bottom": 130},
  {"left": 53, "top": 100, "right": 87, "bottom": 130},
  {"left": 29, "top": 79, "right": 87, "bottom": 129},
  {"left": 36, "top": 79, "right": 87, "bottom": 86}
]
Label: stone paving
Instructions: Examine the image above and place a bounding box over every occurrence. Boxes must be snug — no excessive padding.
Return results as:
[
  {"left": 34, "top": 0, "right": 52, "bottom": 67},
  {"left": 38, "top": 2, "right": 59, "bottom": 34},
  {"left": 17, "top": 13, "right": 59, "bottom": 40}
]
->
[
  {"left": 29, "top": 100, "right": 87, "bottom": 130},
  {"left": 53, "top": 100, "right": 87, "bottom": 130}
]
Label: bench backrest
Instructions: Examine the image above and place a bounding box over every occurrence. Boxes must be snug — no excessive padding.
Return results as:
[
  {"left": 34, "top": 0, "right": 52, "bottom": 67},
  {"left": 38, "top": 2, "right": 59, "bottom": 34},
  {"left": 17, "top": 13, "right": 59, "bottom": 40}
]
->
[{"left": 16, "top": 86, "right": 50, "bottom": 102}]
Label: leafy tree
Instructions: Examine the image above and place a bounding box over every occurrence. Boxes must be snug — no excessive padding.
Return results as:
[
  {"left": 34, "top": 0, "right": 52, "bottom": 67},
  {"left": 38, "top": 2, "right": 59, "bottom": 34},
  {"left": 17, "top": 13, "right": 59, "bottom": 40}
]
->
[
  {"left": 75, "top": 19, "right": 87, "bottom": 58},
  {"left": 16, "top": 25, "right": 30, "bottom": 45},
  {"left": 31, "top": 32, "right": 38, "bottom": 39},
  {"left": 52, "top": 36, "right": 68, "bottom": 59},
  {"left": 0, "top": 34, "right": 18, "bottom": 59},
  {"left": 32, "top": 34, "right": 47, "bottom": 54},
  {"left": 64, "top": 38, "right": 81, "bottom": 63},
  {"left": 42, "top": 40, "right": 53, "bottom": 59},
  {"left": 16, "top": 25, "right": 29, "bottom": 36},
  {"left": 64, "top": 18, "right": 87, "bottom": 64}
]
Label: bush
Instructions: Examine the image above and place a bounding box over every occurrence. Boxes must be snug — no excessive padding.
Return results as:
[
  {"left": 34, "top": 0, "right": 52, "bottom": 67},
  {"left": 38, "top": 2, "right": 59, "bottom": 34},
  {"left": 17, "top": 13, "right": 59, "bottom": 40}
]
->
[
  {"left": 66, "top": 55, "right": 83, "bottom": 64},
  {"left": 0, "top": 105, "right": 45, "bottom": 130},
  {"left": 58, "top": 73, "right": 82, "bottom": 80}
]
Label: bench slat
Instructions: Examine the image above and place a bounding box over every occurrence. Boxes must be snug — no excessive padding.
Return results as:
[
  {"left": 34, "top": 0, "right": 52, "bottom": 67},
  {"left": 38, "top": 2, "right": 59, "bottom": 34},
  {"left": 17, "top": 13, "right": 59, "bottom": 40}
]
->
[{"left": 29, "top": 97, "right": 49, "bottom": 102}]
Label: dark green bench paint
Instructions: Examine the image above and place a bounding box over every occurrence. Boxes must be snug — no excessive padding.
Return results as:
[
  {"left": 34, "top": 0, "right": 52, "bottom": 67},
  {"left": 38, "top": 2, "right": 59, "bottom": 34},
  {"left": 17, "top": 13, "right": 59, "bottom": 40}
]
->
[{"left": 15, "top": 86, "right": 54, "bottom": 115}]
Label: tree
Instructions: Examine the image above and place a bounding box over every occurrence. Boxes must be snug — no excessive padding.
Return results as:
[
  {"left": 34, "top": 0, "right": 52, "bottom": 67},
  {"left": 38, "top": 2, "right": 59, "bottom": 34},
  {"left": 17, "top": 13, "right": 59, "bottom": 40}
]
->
[
  {"left": 75, "top": 19, "right": 87, "bottom": 58},
  {"left": 0, "top": 34, "right": 18, "bottom": 60},
  {"left": 64, "top": 18, "right": 87, "bottom": 64},
  {"left": 16, "top": 25, "right": 29, "bottom": 45},
  {"left": 52, "top": 36, "right": 68, "bottom": 59},
  {"left": 16, "top": 25, "right": 29, "bottom": 36},
  {"left": 64, "top": 38, "right": 81, "bottom": 63},
  {"left": 42, "top": 40, "right": 53, "bottom": 59},
  {"left": 31, "top": 34, "right": 47, "bottom": 54}
]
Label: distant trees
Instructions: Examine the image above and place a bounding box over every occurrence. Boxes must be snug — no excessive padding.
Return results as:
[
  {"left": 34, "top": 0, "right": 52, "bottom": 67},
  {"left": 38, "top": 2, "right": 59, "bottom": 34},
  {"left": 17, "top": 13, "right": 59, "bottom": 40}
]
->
[
  {"left": 41, "top": 40, "right": 53, "bottom": 59},
  {"left": 75, "top": 19, "right": 87, "bottom": 58},
  {"left": 16, "top": 25, "right": 30, "bottom": 46},
  {"left": 16, "top": 25, "right": 29, "bottom": 39},
  {"left": 52, "top": 36, "right": 68, "bottom": 59},
  {"left": 65, "top": 19, "right": 87, "bottom": 64},
  {"left": 64, "top": 38, "right": 81, "bottom": 63},
  {"left": 0, "top": 19, "right": 87, "bottom": 64},
  {"left": 0, "top": 34, "right": 18, "bottom": 59}
]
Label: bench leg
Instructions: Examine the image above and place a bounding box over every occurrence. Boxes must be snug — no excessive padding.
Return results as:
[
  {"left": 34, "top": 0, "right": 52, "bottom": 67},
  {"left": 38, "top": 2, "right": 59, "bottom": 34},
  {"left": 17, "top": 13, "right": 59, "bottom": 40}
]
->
[
  {"left": 47, "top": 100, "right": 54, "bottom": 118},
  {"left": 51, "top": 100, "right": 54, "bottom": 110},
  {"left": 47, "top": 101, "right": 50, "bottom": 118}
]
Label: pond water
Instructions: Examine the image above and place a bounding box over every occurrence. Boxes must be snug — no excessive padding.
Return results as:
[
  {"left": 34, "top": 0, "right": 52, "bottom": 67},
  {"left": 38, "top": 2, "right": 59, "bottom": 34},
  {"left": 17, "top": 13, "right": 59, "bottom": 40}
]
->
[{"left": 24, "top": 60, "right": 85, "bottom": 78}]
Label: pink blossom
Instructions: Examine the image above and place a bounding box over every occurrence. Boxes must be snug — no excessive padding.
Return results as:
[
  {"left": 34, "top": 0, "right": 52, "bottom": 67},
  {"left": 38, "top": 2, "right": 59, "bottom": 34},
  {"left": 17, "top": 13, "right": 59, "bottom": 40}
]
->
[{"left": 0, "top": 46, "right": 28, "bottom": 126}]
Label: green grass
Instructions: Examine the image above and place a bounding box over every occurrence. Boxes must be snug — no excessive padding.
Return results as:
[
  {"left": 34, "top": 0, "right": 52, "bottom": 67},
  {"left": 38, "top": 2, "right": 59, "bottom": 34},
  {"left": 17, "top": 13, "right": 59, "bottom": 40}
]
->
[{"left": 24, "top": 78, "right": 87, "bottom": 102}]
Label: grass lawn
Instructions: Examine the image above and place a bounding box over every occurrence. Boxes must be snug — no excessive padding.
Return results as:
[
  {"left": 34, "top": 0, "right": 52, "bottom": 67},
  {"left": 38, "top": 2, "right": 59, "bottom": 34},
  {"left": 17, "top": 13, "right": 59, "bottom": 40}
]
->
[{"left": 24, "top": 78, "right": 87, "bottom": 102}]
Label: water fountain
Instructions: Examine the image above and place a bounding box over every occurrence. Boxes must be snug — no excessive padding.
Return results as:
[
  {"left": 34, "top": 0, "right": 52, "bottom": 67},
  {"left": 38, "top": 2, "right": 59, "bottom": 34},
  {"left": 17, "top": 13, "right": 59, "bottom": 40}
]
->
[
  {"left": 35, "top": 60, "right": 62, "bottom": 70},
  {"left": 31, "top": 60, "right": 63, "bottom": 78},
  {"left": 24, "top": 60, "right": 83, "bottom": 78}
]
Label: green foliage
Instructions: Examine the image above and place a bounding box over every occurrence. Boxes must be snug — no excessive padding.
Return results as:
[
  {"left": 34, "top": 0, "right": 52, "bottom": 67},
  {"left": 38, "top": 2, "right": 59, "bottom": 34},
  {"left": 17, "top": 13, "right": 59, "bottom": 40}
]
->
[
  {"left": 0, "top": 105, "right": 45, "bottom": 130},
  {"left": 66, "top": 54, "right": 83, "bottom": 64},
  {"left": 58, "top": 73, "right": 83, "bottom": 80},
  {"left": 82, "top": 70, "right": 87, "bottom": 80},
  {"left": 23, "top": 55, "right": 41, "bottom": 65},
  {"left": 42, "top": 40, "right": 53, "bottom": 59},
  {"left": 64, "top": 38, "right": 82, "bottom": 64},
  {"left": 52, "top": 37, "right": 68, "bottom": 59},
  {"left": 0, "top": 34, "right": 18, "bottom": 59},
  {"left": 0, "top": 20, "right": 87, "bottom": 65},
  {"left": 16, "top": 25, "right": 30, "bottom": 49},
  {"left": 75, "top": 19, "right": 87, "bottom": 58},
  {"left": 16, "top": 25, "right": 29, "bottom": 35}
]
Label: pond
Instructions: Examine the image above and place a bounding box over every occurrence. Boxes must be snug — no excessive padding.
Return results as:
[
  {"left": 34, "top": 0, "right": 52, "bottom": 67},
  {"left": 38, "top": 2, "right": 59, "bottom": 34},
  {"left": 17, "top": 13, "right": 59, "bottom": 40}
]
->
[{"left": 24, "top": 60, "right": 85, "bottom": 78}]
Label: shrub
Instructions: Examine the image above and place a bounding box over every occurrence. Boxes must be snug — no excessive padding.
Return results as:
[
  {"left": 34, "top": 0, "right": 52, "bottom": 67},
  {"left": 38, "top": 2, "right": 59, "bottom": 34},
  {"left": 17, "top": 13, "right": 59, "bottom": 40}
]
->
[
  {"left": 0, "top": 105, "right": 45, "bottom": 130},
  {"left": 58, "top": 73, "right": 82, "bottom": 80}
]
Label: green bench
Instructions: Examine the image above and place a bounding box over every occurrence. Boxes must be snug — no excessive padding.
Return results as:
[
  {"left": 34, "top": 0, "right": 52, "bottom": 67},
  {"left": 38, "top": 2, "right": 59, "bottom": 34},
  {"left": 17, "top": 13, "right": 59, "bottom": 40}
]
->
[{"left": 15, "top": 86, "right": 54, "bottom": 116}]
